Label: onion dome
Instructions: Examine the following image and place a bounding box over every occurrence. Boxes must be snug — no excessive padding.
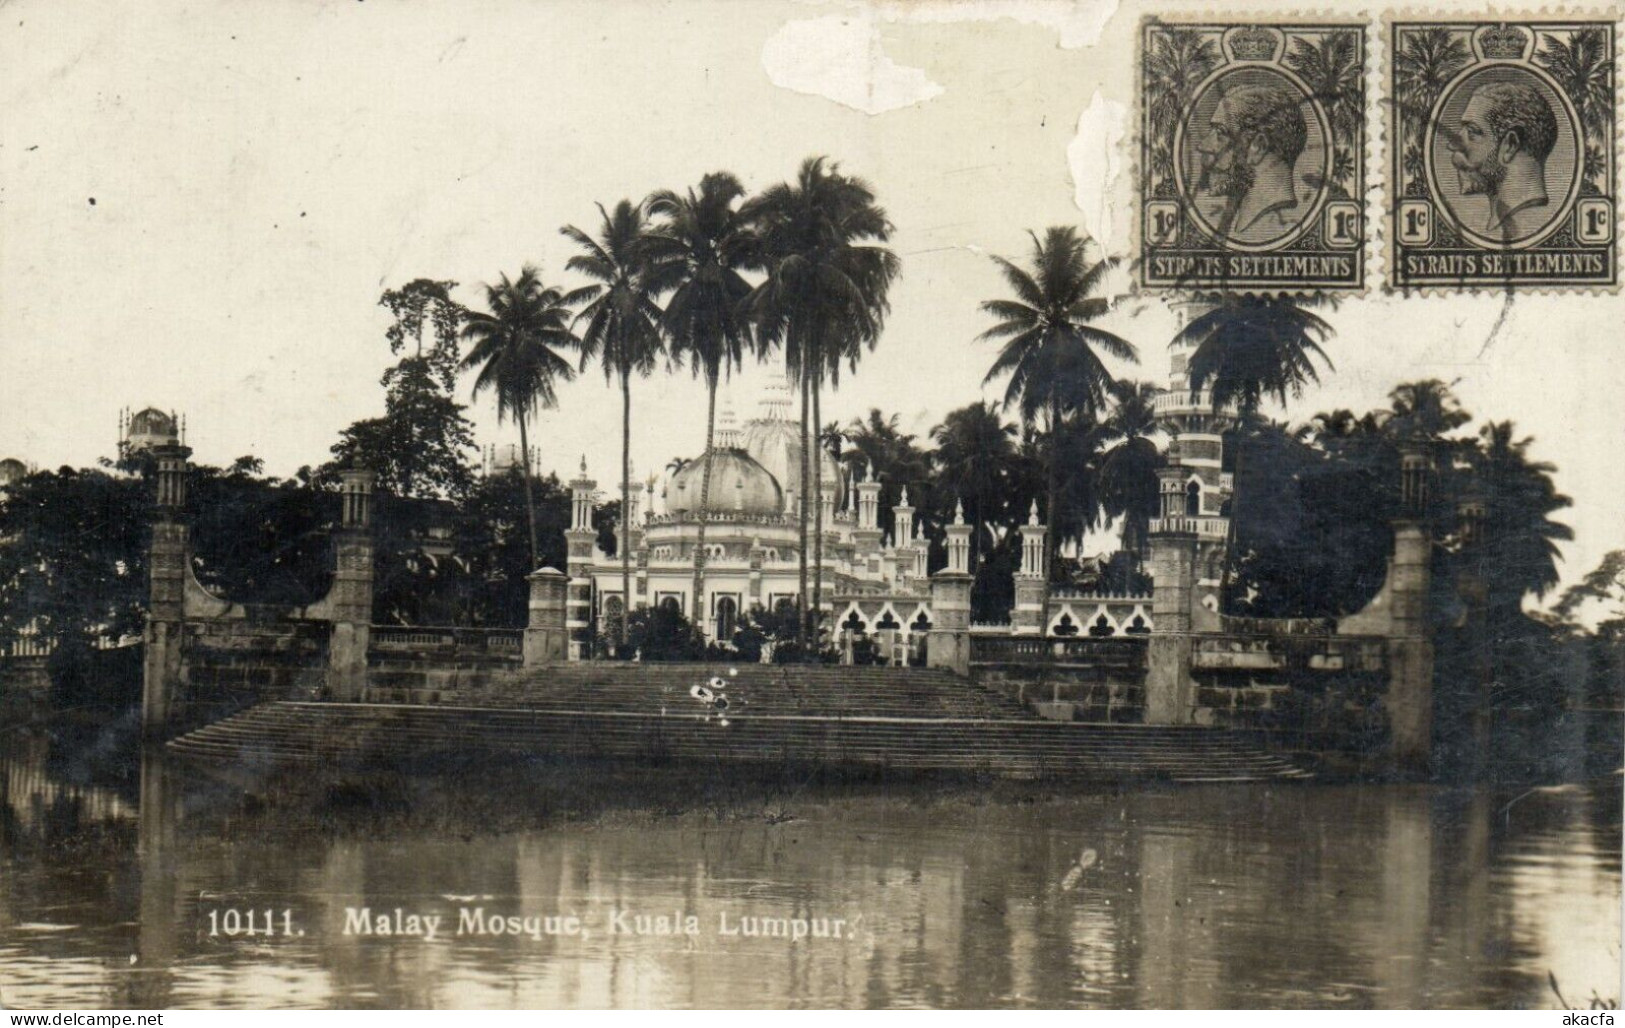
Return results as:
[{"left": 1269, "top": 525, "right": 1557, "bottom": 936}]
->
[
  {"left": 668, "top": 449, "right": 782, "bottom": 516},
  {"left": 738, "top": 379, "right": 842, "bottom": 501}
]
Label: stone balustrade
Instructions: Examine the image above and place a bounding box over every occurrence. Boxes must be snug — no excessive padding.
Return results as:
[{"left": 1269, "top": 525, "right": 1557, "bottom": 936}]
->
[
  {"left": 1148, "top": 515, "right": 1230, "bottom": 538},
  {"left": 1151, "top": 389, "right": 1241, "bottom": 418}
]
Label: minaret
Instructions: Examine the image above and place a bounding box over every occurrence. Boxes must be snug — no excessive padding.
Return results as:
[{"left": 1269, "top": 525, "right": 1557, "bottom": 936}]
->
[
  {"left": 565, "top": 456, "right": 597, "bottom": 660},
  {"left": 893, "top": 485, "right": 914, "bottom": 543},
  {"left": 944, "top": 499, "right": 972, "bottom": 574},
  {"left": 1150, "top": 301, "right": 1237, "bottom": 626},
  {"left": 619, "top": 461, "right": 642, "bottom": 557},
  {"left": 891, "top": 487, "right": 917, "bottom": 590},
  {"left": 1144, "top": 302, "right": 1238, "bottom": 723},
  {"left": 852, "top": 465, "right": 884, "bottom": 574},
  {"left": 911, "top": 519, "right": 928, "bottom": 581},
  {"left": 1014, "top": 500, "right": 1047, "bottom": 635}
]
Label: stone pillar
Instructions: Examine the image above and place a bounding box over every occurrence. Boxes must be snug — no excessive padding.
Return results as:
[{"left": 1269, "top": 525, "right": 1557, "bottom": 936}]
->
[
  {"left": 523, "top": 567, "right": 569, "bottom": 666},
  {"left": 1014, "top": 500, "right": 1046, "bottom": 635},
  {"left": 927, "top": 570, "right": 973, "bottom": 676},
  {"left": 565, "top": 458, "right": 597, "bottom": 660},
  {"left": 1457, "top": 492, "right": 1490, "bottom": 779},
  {"left": 327, "top": 468, "right": 376, "bottom": 701},
  {"left": 1144, "top": 467, "right": 1199, "bottom": 724},
  {"left": 1386, "top": 446, "right": 1436, "bottom": 776},
  {"left": 928, "top": 502, "right": 975, "bottom": 675},
  {"left": 141, "top": 443, "right": 191, "bottom": 737}
]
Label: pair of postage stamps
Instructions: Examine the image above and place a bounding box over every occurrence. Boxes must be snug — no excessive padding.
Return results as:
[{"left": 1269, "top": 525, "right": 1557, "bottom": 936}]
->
[{"left": 1139, "top": 17, "right": 1618, "bottom": 291}]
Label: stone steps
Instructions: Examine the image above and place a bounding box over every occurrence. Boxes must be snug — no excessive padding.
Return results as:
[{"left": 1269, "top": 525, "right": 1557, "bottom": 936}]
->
[
  {"left": 168, "top": 702, "right": 1312, "bottom": 783},
  {"left": 361, "top": 664, "right": 1034, "bottom": 722}
]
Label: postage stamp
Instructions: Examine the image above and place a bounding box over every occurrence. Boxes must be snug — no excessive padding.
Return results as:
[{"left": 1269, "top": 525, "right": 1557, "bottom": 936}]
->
[
  {"left": 1139, "top": 19, "right": 1368, "bottom": 292},
  {"left": 1389, "top": 19, "right": 1618, "bottom": 290}
]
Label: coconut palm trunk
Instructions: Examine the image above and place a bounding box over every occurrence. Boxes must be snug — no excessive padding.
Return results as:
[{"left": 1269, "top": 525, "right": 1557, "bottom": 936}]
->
[
  {"left": 798, "top": 351, "right": 811, "bottom": 650},
  {"left": 811, "top": 371, "right": 825, "bottom": 649},
  {"left": 620, "top": 369, "right": 632, "bottom": 646},
  {"left": 692, "top": 378, "right": 717, "bottom": 640},
  {"left": 1043, "top": 396, "right": 1061, "bottom": 635},
  {"left": 1218, "top": 412, "right": 1253, "bottom": 610},
  {"left": 517, "top": 407, "right": 540, "bottom": 566}
]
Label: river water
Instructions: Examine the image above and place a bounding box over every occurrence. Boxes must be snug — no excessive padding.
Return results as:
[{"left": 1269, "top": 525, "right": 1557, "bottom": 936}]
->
[{"left": 0, "top": 730, "right": 1618, "bottom": 1009}]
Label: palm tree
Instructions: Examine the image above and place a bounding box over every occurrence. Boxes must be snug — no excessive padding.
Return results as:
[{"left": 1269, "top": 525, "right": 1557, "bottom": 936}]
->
[
  {"left": 1096, "top": 381, "right": 1162, "bottom": 562},
  {"left": 1175, "top": 295, "right": 1335, "bottom": 606},
  {"left": 745, "top": 157, "right": 899, "bottom": 648},
  {"left": 460, "top": 266, "right": 578, "bottom": 569},
  {"left": 1393, "top": 27, "right": 1471, "bottom": 189},
  {"left": 563, "top": 200, "right": 668, "bottom": 645},
  {"left": 1386, "top": 378, "right": 1469, "bottom": 442},
  {"left": 1284, "top": 33, "right": 1362, "bottom": 140},
  {"left": 644, "top": 172, "right": 760, "bottom": 637},
  {"left": 980, "top": 226, "right": 1137, "bottom": 632},
  {"left": 1536, "top": 29, "right": 1614, "bottom": 140},
  {"left": 839, "top": 409, "right": 932, "bottom": 542},
  {"left": 931, "top": 401, "right": 1017, "bottom": 567},
  {"left": 1175, "top": 295, "right": 1335, "bottom": 413},
  {"left": 1472, "top": 421, "right": 1573, "bottom": 605},
  {"left": 1145, "top": 29, "right": 1220, "bottom": 195}
]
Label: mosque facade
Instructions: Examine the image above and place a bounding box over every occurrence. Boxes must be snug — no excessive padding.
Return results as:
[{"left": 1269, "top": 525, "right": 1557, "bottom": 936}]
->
[{"left": 564, "top": 380, "right": 937, "bottom": 657}]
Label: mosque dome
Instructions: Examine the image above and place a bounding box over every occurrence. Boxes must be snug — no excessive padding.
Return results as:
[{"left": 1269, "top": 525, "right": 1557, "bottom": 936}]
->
[
  {"left": 737, "top": 379, "right": 842, "bottom": 502},
  {"left": 489, "top": 442, "right": 528, "bottom": 474},
  {"left": 123, "top": 407, "right": 180, "bottom": 452},
  {"left": 668, "top": 449, "right": 783, "bottom": 516},
  {"left": 0, "top": 458, "right": 27, "bottom": 488}
]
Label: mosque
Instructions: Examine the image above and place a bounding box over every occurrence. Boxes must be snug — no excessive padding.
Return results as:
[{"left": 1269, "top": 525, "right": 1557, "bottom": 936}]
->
[{"left": 563, "top": 378, "right": 937, "bottom": 656}]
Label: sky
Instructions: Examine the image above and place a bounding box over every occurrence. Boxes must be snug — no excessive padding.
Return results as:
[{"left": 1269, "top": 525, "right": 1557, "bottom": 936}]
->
[{"left": 2, "top": 0, "right": 1623, "bottom": 596}]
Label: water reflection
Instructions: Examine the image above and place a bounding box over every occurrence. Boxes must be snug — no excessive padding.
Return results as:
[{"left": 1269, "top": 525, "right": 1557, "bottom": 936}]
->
[{"left": 0, "top": 733, "right": 1617, "bottom": 1009}]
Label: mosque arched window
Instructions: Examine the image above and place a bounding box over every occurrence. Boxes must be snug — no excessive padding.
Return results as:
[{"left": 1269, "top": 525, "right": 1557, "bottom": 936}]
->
[
  {"left": 714, "top": 596, "right": 739, "bottom": 640},
  {"left": 1053, "top": 613, "right": 1080, "bottom": 637},
  {"left": 1185, "top": 480, "right": 1202, "bottom": 516},
  {"left": 660, "top": 595, "right": 682, "bottom": 616},
  {"left": 1089, "top": 613, "right": 1116, "bottom": 637}
]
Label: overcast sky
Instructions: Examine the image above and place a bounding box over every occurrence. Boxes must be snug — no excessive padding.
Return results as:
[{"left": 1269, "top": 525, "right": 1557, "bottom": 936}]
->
[{"left": 2, "top": 0, "right": 1621, "bottom": 594}]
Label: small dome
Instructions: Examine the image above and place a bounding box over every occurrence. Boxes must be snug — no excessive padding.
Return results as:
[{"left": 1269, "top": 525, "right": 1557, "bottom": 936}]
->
[
  {"left": 124, "top": 407, "right": 179, "bottom": 452},
  {"left": 0, "top": 458, "right": 27, "bottom": 487},
  {"left": 128, "top": 408, "right": 175, "bottom": 437},
  {"left": 668, "top": 449, "right": 782, "bottom": 516},
  {"left": 490, "top": 443, "right": 526, "bottom": 473}
]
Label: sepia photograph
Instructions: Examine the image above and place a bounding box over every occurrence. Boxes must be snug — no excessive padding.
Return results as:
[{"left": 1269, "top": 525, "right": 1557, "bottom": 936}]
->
[{"left": 0, "top": 0, "right": 1620, "bottom": 1012}]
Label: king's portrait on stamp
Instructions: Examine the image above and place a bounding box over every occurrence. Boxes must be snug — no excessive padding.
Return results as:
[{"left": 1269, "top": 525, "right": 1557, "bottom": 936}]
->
[
  {"left": 1391, "top": 20, "right": 1617, "bottom": 289},
  {"left": 1141, "top": 20, "right": 1366, "bottom": 291}
]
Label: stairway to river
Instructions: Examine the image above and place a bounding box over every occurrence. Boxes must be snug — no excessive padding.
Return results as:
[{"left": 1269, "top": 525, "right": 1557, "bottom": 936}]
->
[{"left": 167, "top": 665, "right": 1311, "bottom": 783}]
